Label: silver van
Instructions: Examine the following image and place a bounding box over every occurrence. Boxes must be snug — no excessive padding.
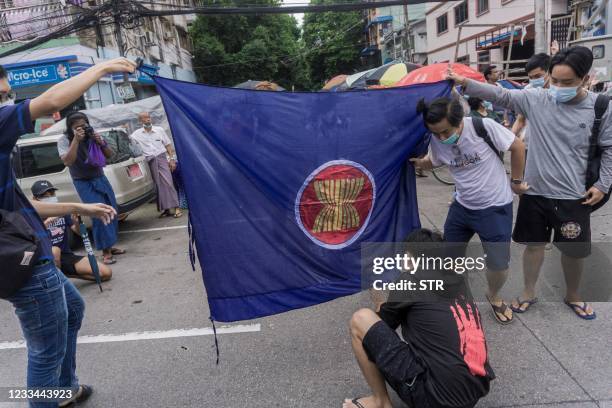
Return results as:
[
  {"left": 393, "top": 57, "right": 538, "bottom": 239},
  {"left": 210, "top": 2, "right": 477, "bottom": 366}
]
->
[{"left": 13, "top": 128, "right": 156, "bottom": 221}]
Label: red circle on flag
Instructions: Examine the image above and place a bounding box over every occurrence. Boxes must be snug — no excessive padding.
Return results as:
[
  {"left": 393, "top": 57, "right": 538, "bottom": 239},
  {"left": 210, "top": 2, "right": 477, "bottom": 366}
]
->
[{"left": 296, "top": 161, "right": 375, "bottom": 249}]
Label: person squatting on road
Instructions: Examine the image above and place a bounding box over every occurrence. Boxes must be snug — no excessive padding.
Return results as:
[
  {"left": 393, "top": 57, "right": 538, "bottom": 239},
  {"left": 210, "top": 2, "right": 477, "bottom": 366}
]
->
[
  {"left": 31, "top": 180, "right": 112, "bottom": 283},
  {"left": 344, "top": 229, "right": 495, "bottom": 408},
  {"left": 448, "top": 46, "right": 612, "bottom": 320},
  {"left": 410, "top": 97, "right": 527, "bottom": 324},
  {"left": 0, "top": 58, "right": 136, "bottom": 407},
  {"left": 58, "top": 111, "right": 126, "bottom": 265},
  {"left": 129, "top": 111, "right": 183, "bottom": 218}
]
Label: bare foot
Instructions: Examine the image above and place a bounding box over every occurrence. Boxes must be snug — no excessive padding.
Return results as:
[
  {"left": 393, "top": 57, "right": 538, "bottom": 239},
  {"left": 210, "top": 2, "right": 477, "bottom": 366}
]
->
[{"left": 342, "top": 396, "right": 392, "bottom": 408}]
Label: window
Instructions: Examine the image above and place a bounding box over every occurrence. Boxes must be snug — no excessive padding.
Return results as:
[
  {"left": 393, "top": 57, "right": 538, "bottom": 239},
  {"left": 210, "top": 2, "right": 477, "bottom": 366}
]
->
[
  {"left": 436, "top": 14, "right": 448, "bottom": 34},
  {"left": 0, "top": 0, "right": 14, "bottom": 9},
  {"left": 454, "top": 1, "right": 468, "bottom": 25},
  {"left": 477, "top": 0, "right": 489, "bottom": 15},
  {"left": 457, "top": 55, "right": 470, "bottom": 65},
  {"left": 102, "top": 130, "right": 135, "bottom": 165},
  {"left": 477, "top": 51, "right": 490, "bottom": 72},
  {"left": 592, "top": 45, "right": 605, "bottom": 59},
  {"left": 18, "top": 143, "right": 65, "bottom": 179}
]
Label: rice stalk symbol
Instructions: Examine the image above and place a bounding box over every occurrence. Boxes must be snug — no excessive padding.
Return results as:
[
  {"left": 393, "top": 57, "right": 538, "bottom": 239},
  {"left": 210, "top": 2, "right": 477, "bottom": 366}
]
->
[{"left": 312, "top": 177, "right": 364, "bottom": 233}]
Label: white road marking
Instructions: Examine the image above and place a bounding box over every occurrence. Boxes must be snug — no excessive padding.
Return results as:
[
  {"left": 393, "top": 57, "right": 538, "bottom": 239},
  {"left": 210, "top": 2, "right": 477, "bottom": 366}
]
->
[
  {"left": 0, "top": 324, "right": 261, "bottom": 350},
  {"left": 119, "top": 225, "right": 188, "bottom": 234}
]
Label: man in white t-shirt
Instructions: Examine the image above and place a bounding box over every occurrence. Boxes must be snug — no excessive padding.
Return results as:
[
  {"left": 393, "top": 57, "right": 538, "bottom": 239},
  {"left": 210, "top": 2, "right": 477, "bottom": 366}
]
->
[{"left": 411, "top": 97, "right": 527, "bottom": 324}]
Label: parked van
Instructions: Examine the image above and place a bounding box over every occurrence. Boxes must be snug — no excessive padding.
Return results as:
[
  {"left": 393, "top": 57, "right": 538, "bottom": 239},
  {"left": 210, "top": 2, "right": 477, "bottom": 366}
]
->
[{"left": 13, "top": 128, "right": 156, "bottom": 222}]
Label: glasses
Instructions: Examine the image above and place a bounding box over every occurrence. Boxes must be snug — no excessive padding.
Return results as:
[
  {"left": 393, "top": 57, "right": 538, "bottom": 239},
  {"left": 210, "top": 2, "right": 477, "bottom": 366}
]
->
[{"left": 0, "top": 90, "right": 16, "bottom": 103}]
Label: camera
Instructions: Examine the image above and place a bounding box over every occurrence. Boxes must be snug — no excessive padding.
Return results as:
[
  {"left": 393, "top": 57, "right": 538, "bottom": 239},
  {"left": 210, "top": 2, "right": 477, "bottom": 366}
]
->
[{"left": 83, "top": 124, "right": 95, "bottom": 139}]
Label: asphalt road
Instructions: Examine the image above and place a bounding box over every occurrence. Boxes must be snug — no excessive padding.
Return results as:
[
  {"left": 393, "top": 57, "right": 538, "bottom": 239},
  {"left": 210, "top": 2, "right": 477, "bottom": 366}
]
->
[{"left": 1, "top": 175, "right": 611, "bottom": 408}]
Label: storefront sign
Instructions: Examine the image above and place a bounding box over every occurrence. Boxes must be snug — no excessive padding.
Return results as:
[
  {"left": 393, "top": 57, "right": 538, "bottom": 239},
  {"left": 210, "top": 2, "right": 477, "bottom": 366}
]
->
[{"left": 7, "top": 63, "right": 71, "bottom": 88}]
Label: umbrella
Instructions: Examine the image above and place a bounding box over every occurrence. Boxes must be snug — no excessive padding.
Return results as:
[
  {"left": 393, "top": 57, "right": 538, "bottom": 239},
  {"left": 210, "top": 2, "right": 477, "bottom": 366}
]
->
[
  {"left": 77, "top": 215, "right": 103, "bottom": 292},
  {"left": 233, "top": 80, "right": 285, "bottom": 91},
  {"left": 394, "top": 63, "right": 485, "bottom": 87},
  {"left": 337, "top": 68, "right": 377, "bottom": 90},
  {"left": 365, "top": 62, "right": 422, "bottom": 86},
  {"left": 322, "top": 74, "right": 348, "bottom": 91}
]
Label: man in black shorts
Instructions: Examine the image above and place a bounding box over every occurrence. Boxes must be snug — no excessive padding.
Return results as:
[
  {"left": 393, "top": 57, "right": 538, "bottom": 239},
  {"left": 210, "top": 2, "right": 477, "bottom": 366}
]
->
[
  {"left": 344, "top": 229, "right": 494, "bottom": 408},
  {"left": 32, "top": 180, "right": 112, "bottom": 282}
]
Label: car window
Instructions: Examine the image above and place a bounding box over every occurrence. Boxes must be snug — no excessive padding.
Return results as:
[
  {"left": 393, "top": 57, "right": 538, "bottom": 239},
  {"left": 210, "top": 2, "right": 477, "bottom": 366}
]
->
[
  {"left": 102, "top": 130, "right": 134, "bottom": 164},
  {"left": 18, "top": 142, "right": 66, "bottom": 178}
]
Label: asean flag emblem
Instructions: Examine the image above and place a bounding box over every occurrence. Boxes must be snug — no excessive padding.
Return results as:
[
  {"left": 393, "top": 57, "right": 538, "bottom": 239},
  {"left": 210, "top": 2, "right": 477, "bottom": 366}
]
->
[{"left": 295, "top": 160, "right": 376, "bottom": 249}]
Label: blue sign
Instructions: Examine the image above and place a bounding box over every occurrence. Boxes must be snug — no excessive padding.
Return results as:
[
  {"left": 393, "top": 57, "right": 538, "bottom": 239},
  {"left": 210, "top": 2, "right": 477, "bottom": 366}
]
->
[{"left": 7, "top": 63, "right": 71, "bottom": 88}]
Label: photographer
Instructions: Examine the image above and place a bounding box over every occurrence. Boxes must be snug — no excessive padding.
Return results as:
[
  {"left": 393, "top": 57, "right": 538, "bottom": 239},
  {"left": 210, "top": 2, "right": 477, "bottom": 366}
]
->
[{"left": 58, "top": 112, "right": 126, "bottom": 265}]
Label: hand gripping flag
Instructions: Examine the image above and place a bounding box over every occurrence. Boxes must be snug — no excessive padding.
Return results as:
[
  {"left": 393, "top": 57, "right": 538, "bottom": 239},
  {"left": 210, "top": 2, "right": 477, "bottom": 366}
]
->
[{"left": 154, "top": 77, "right": 451, "bottom": 322}]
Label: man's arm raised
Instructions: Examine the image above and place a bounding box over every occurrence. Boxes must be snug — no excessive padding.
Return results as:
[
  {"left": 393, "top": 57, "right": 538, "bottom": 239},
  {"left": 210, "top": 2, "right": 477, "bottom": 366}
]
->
[{"left": 29, "top": 58, "right": 136, "bottom": 121}]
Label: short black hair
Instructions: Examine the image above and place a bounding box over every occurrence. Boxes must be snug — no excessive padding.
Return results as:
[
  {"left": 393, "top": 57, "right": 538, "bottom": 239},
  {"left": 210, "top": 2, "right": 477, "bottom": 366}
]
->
[
  {"left": 525, "top": 53, "right": 551, "bottom": 74},
  {"left": 403, "top": 228, "right": 445, "bottom": 259},
  {"left": 483, "top": 65, "right": 497, "bottom": 80},
  {"left": 467, "top": 96, "right": 483, "bottom": 111},
  {"left": 549, "top": 46, "right": 593, "bottom": 78},
  {"left": 0, "top": 65, "right": 7, "bottom": 80},
  {"left": 416, "top": 97, "right": 464, "bottom": 128}
]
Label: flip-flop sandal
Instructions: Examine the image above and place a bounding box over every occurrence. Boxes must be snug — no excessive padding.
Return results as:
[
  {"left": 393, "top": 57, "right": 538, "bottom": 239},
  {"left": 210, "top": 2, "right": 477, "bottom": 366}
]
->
[
  {"left": 110, "top": 248, "right": 126, "bottom": 255},
  {"left": 348, "top": 398, "right": 366, "bottom": 408},
  {"left": 174, "top": 211, "right": 183, "bottom": 218},
  {"left": 564, "top": 300, "right": 596, "bottom": 320},
  {"left": 158, "top": 210, "right": 171, "bottom": 218},
  {"left": 510, "top": 297, "right": 538, "bottom": 313},
  {"left": 103, "top": 256, "right": 116, "bottom": 265},
  {"left": 486, "top": 296, "right": 514, "bottom": 325}
]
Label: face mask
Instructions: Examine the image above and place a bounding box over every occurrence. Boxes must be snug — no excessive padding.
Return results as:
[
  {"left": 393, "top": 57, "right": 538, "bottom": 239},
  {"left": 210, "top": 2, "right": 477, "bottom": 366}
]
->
[
  {"left": 440, "top": 133, "right": 460, "bottom": 145},
  {"left": 0, "top": 99, "right": 14, "bottom": 107},
  {"left": 549, "top": 85, "right": 578, "bottom": 103},
  {"left": 39, "top": 196, "right": 58, "bottom": 203},
  {"left": 483, "top": 101, "right": 493, "bottom": 110},
  {"left": 529, "top": 77, "right": 545, "bottom": 88},
  {"left": 143, "top": 123, "right": 152, "bottom": 129}
]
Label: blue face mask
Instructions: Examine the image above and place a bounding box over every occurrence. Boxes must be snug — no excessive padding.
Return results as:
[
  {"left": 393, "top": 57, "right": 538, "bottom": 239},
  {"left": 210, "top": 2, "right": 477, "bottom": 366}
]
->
[
  {"left": 529, "top": 77, "right": 545, "bottom": 88},
  {"left": 440, "top": 133, "right": 460, "bottom": 145},
  {"left": 483, "top": 101, "right": 493, "bottom": 111},
  {"left": 549, "top": 85, "right": 578, "bottom": 103}
]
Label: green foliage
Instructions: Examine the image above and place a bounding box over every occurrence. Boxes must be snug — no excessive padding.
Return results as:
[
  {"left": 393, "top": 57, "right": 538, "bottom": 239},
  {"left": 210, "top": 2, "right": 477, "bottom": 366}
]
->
[
  {"left": 302, "top": 0, "right": 365, "bottom": 89},
  {"left": 189, "top": 0, "right": 307, "bottom": 89}
]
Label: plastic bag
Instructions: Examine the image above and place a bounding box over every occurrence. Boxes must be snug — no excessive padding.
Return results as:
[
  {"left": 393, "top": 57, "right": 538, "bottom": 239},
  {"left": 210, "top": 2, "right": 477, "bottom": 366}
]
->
[{"left": 85, "top": 140, "right": 106, "bottom": 168}]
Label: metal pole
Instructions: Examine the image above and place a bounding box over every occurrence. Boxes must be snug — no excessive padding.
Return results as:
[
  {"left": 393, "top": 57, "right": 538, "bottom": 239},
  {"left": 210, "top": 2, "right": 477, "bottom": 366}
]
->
[
  {"left": 534, "top": 0, "right": 547, "bottom": 53},
  {"left": 403, "top": 3, "right": 410, "bottom": 61},
  {"left": 505, "top": 25, "right": 515, "bottom": 78},
  {"left": 453, "top": 25, "right": 463, "bottom": 63}
]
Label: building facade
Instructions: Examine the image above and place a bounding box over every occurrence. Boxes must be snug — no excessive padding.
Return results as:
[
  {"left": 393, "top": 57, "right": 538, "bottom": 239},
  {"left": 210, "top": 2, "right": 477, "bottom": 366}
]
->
[
  {"left": 0, "top": 0, "right": 195, "bottom": 113},
  {"left": 425, "top": 0, "right": 570, "bottom": 78}
]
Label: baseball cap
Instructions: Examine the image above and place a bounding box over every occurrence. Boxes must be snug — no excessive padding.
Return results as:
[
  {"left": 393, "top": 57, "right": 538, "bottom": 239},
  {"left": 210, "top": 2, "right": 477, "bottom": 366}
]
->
[{"left": 31, "top": 180, "right": 58, "bottom": 197}]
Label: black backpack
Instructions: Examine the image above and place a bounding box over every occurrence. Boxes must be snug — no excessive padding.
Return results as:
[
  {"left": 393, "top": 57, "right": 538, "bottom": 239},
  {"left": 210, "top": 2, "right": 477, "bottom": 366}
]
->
[
  {"left": 586, "top": 94, "right": 611, "bottom": 212},
  {"left": 471, "top": 116, "right": 505, "bottom": 162},
  {"left": 0, "top": 209, "right": 41, "bottom": 299}
]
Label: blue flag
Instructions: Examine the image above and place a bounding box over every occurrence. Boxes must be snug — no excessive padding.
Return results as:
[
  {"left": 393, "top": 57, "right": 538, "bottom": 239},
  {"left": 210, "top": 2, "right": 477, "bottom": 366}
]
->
[{"left": 154, "top": 77, "right": 452, "bottom": 322}]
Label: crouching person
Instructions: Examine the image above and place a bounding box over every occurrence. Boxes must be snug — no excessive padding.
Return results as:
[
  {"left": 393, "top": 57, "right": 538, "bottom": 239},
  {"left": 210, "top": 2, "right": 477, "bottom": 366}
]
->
[
  {"left": 32, "top": 180, "right": 112, "bottom": 282},
  {"left": 344, "top": 229, "right": 495, "bottom": 408}
]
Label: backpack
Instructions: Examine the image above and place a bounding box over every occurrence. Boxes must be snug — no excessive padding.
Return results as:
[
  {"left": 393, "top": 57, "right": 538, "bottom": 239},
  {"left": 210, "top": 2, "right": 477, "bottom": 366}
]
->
[
  {"left": 586, "top": 94, "right": 611, "bottom": 212},
  {"left": 0, "top": 209, "right": 41, "bottom": 299},
  {"left": 471, "top": 116, "right": 505, "bottom": 162}
]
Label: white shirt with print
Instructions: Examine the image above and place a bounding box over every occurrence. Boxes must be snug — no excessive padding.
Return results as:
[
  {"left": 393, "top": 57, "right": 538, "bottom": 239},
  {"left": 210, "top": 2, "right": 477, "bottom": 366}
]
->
[
  {"left": 129, "top": 126, "right": 172, "bottom": 158},
  {"left": 429, "top": 117, "right": 515, "bottom": 210}
]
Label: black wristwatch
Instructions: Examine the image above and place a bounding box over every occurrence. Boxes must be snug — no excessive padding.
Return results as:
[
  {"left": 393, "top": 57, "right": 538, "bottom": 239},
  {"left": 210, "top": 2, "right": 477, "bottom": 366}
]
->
[{"left": 511, "top": 178, "right": 523, "bottom": 185}]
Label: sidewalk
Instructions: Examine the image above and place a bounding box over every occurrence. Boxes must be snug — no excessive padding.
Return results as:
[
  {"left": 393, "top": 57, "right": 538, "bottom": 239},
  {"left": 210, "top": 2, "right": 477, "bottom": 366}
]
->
[{"left": 414, "top": 174, "right": 612, "bottom": 408}]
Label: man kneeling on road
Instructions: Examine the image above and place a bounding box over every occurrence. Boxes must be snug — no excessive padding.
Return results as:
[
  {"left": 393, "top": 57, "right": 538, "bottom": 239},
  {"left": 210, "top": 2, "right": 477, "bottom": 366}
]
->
[
  {"left": 32, "top": 180, "right": 112, "bottom": 283},
  {"left": 344, "top": 229, "right": 495, "bottom": 408}
]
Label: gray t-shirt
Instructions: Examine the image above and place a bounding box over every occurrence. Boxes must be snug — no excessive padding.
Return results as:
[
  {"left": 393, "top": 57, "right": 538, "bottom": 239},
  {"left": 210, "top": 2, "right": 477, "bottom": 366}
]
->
[
  {"left": 465, "top": 80, "right": 612, "bottom": 199},
  {"left": 57, "top": 135, "right": 104, "bottom": 180}
]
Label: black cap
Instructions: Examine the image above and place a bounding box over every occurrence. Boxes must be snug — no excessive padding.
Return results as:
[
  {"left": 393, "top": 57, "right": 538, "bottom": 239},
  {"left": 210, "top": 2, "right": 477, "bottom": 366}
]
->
[{"left": 31, "top": 180, "right": 58, "bottom": 197}]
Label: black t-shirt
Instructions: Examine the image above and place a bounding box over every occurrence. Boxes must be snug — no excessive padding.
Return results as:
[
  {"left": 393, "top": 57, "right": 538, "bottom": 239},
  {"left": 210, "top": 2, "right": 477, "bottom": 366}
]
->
[
  {"left": 47, "top": 215, "right": 73, "bottom": 254},
  {"left": 379, "top": 298, "right": 495, "bottom": 408}
]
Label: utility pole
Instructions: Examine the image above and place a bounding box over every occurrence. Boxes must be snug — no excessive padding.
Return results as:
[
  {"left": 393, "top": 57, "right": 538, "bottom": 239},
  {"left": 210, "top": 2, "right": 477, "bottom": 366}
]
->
[
  {"left": 113, "top": 0, "right": 134, "bottom": 101},
  {"left": 534, "top": 0, "right": 547, "bottom": 54},
  {"left": 402, "top": 3, "right": 410, "bottom": 62}
]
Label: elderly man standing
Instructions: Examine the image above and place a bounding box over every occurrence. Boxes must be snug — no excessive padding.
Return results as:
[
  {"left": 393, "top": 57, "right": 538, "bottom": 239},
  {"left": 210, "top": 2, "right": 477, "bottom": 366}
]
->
[{"left": 130, "top": 112, "right": 182, "bottom": 218}]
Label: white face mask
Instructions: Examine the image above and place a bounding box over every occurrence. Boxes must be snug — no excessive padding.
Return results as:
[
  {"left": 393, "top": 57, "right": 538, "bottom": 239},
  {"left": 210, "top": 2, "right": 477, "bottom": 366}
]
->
[
  {"left": 0, "top": 99, "right": 15, "bottom": 107},
  {"left": 39, "top": 196, "right": 59, "bottom": 203}
]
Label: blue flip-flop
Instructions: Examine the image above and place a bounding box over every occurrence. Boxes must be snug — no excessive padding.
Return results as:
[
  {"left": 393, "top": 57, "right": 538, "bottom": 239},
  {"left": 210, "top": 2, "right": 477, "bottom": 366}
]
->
[
  {"left": 510, "top": 297, "right": 538, "bottom": 313},
  {"left": 564, "top": 300, "right": 596, "bottom": 320}
]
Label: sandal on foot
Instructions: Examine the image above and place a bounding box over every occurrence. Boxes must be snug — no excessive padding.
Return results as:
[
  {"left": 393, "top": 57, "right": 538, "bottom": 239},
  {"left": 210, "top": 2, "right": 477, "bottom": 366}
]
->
[
  {"left": 348, "top": 398, "right": 366, "bottom": 408},
  {"left": 158, "top": 210, "right": 171, "bottom": 218},
  {"left": 174, "top": 211, "right": 183, "bottom": 218},
  {"left": 564, "top": 300, "right": 596, "bottom": 320},
  {"left": 510, "top": 297, "right": 538, "bottom": 313},
  {"left": 486, "top": 296, "right": 514, "bottom": 325},
  {"left": 110, "top": 247, "right": 126, "bottom": 255},
  {"left": 103, "top": 256, "right": 116, "bottom": 265}
]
